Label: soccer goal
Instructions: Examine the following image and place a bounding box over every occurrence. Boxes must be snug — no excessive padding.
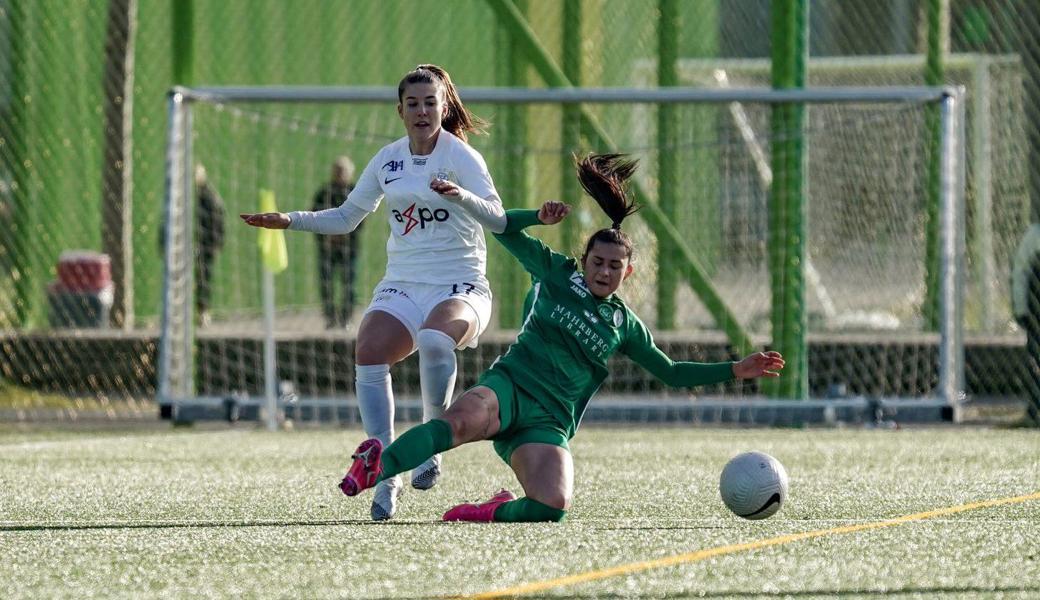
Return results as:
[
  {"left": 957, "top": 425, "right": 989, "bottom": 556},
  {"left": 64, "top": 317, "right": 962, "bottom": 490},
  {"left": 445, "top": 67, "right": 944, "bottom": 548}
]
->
[{"left": 159, "top": 85, "right": 966, "bottom": 426}]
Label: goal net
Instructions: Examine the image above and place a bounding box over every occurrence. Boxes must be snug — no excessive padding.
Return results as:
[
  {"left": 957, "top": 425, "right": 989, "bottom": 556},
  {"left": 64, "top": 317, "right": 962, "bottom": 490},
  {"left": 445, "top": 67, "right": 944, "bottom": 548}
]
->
[{"left": 160, "top": 85, "right": 966, "bottom": 425}]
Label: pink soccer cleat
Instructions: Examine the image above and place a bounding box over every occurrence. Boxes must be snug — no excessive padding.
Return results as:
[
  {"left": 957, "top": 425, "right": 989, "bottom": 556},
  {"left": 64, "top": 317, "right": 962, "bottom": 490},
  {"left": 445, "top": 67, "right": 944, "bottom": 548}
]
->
[
  {"left": 442, "top": 489, "right": 517, "bottom": 522},
  {"left": 338, "top": 438, "right": 383, "bottom": 496}
]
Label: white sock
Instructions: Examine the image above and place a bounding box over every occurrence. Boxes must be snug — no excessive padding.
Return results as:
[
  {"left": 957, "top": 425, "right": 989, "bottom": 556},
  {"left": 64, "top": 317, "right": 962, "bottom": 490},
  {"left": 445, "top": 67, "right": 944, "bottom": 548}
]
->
[
  {"left": 355, "top": 363, "right": 394, "bottom": 446},
  {"left": 417, "top": 329, "right": 458, "bottom": 423}
]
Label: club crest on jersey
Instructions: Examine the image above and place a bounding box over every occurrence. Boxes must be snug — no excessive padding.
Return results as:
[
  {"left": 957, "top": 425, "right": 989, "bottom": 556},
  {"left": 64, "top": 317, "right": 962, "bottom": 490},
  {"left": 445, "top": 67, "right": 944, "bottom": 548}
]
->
[
  {"left": 392, "top": 202, "right": 449, "bottom": 234},
  {"left": 597, "top": 305, "right": 622, "bottom": 328},
  {"left": 430, "top": 169, "right": 459, "bottom": 185}
]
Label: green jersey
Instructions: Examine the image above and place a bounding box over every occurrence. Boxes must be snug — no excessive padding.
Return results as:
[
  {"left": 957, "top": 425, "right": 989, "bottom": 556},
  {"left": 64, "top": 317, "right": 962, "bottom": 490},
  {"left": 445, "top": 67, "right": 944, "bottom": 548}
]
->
[{"left": 490, "top": 209, "right": 736, "bottom": 437}]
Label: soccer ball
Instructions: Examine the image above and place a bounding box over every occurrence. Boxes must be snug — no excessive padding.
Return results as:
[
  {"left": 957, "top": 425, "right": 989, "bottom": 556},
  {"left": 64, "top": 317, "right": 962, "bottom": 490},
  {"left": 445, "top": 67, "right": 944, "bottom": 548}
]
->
[{"left": 719, "top": 451, "right": 788, "bottom": 520}]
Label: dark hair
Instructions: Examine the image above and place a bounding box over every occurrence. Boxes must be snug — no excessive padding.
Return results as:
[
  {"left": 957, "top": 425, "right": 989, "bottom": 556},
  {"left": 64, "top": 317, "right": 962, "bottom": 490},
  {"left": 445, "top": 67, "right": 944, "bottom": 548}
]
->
[
  {"left": 397, "top": 64, "right": 487, "bottom": 142},
  {"left": 576, "top": 153, "right": 640, "bottom": 260}
]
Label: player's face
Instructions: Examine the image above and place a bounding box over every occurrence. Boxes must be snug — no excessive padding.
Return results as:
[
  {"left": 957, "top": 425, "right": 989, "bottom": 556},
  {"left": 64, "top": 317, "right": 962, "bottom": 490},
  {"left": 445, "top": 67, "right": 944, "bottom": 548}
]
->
[
  {"left": 398, "top": 82, "right": 447, "bottom": 143},
  {"left": 582, "top": 241, "right": 633, "bottom": 298}
]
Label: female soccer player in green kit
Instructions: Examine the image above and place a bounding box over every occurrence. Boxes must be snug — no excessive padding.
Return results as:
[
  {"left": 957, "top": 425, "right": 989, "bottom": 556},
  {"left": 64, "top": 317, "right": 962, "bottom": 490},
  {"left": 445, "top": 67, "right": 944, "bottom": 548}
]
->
[{"left": 339, "top": 153, "right": 785, "bottom": 522}]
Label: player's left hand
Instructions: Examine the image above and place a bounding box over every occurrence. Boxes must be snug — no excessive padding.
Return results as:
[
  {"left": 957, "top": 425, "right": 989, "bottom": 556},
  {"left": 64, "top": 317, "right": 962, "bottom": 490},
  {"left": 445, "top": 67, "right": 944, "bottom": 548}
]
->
[
  {"left": 732, "top": 351, "right": 785, "bottom": 379},
  {"left": 538, "top": 201, "right": 570, "bottom": 225},
  {"left": 430, "top": 178, "right": 460, "bottom": 197}
]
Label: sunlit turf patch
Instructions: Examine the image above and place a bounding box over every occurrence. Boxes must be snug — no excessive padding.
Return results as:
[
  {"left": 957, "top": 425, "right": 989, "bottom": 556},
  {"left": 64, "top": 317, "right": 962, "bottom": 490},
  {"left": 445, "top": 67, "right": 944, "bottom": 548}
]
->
[
  {"left": 1, "top": 426, "right": 1038, "bottom": 599},
  {"left": 0, "top": 380, "right": 85, "bottom": 409},
  {"left": 0, "top": 380, "right": 155, "bottom": 417},
  {"left": 458, "top": 490, "right": 1040, "bottom": 599}
]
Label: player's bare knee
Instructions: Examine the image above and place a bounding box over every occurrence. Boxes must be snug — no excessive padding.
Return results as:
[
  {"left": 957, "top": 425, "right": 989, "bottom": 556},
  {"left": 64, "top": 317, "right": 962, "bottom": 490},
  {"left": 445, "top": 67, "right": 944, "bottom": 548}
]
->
[
  {"left": 355, "top": 340, "right": 382, "bottom": 365},
  {"left": 356, "top": 340, "right": 401, "bottom": 366},
  {"left": 532, "top": 490, "right": 571, "bottom": 511},
  {"left": 424, "top": 301, "right": 478, "bottom": 341},
  {"left": 442, "top": 410, "right": 479, "bottom": 444}
]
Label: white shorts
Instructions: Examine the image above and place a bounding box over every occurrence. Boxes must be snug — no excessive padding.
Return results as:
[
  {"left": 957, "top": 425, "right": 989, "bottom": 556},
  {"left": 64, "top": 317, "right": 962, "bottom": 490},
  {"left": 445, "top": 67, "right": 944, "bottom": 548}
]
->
[{"left": 363, "top": 278, "right": 493, "bottom": 349}]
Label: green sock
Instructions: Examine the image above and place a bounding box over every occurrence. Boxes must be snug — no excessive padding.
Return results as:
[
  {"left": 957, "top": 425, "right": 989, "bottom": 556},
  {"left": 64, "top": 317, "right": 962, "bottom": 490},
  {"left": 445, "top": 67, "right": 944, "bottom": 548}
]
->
[
  {"left": 376, "top": 419, "right": 453, "bottom": 483},
  {"left": 493, "top": 497, "right": 567, "bottom": 523}
]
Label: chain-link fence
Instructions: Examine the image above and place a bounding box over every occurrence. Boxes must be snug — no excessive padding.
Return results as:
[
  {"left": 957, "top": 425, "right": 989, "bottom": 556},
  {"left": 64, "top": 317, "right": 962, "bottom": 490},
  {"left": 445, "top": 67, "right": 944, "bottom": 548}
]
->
[{"left": 1, "top": 0, "right": 1038, "bottom": 424}]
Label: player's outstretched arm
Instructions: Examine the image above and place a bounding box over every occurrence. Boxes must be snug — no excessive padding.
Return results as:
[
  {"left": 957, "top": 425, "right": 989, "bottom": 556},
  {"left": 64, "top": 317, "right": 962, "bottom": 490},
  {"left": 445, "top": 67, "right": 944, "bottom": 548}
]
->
[
  {"left": 732, "top": 351, "right": 785, "bottom": 379},
  {"left": 623, "top": 318, "right": 784, "bottom": 387},
  {"left": 247, "top": 200, "right": 370, "bottom": 235},
  {"left": 240, "top": 212, "right": 290, "bottom": 229}
]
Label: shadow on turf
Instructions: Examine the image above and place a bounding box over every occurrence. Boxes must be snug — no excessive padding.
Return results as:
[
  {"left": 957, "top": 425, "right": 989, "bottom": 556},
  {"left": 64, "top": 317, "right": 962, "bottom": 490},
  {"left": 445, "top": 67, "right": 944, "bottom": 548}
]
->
[
  {"left": 506, "top": 586, "right": 1040, "bottom": 599},
  {"left": 0, "top": 519, "right": 448, "bottom": 532}
]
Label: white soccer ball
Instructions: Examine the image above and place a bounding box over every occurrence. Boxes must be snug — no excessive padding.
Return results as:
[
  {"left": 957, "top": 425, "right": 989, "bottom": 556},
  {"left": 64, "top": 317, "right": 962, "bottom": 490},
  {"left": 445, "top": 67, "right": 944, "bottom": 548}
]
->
[{"left": 719, "top": 451, "right": 788, "bottom": 520}]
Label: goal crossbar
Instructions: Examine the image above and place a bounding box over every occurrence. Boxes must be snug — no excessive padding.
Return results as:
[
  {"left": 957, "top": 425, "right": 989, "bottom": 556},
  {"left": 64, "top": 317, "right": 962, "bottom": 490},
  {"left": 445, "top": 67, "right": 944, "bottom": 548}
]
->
[{"left": 172, "top": 85, "right": 957, "bottom": 105}]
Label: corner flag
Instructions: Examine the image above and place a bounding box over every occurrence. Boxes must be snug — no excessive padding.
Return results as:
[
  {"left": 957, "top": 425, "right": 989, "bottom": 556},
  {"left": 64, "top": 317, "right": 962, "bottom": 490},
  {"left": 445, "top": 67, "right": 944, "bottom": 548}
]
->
[{"left": 258, "top": 189, "right": 288, "bottom": 274}]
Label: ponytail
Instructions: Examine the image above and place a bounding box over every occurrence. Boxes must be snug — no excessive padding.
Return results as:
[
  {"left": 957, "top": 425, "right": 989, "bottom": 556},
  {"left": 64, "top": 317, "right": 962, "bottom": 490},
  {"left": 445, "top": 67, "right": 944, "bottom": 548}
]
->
[
  {"left": 398, "top": 64, "right": 488, "bottom": 142},
  {"left": 577, "top": 153, "right": 640, "bottom": 260}
]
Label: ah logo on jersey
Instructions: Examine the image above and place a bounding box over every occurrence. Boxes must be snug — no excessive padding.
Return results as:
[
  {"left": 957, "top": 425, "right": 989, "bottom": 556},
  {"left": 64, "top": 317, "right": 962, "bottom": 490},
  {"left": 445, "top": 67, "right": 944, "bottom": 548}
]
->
[
  {"left": 392, "top": 203, "right": 449, "bottom": 234},
  {"left": 382, "top": 159, "right": 405, "bottom": 184}
]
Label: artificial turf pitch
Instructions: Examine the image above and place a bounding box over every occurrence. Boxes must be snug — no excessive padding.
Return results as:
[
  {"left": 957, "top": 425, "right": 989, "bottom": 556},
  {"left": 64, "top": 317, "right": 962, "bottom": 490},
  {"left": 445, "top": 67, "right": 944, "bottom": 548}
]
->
[{"left": 1, "top": 425, "right": 1037, "bottom": 599}]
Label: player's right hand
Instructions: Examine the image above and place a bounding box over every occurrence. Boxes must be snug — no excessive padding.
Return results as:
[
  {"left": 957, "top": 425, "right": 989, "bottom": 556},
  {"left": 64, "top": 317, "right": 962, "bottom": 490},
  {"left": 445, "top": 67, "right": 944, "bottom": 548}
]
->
[
  {"left": 240, "top": 212, "right": 290, "bottom": 229},
  {"left": 538, "top": 201, "right": 570, "bottom": 225}
]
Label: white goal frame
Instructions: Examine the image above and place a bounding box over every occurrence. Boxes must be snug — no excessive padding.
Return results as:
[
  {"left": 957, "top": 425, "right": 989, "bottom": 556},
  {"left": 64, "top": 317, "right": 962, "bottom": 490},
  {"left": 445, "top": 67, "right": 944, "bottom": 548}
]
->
[{"left": 159, "top": 84, "right": 966, "bottom": 425}]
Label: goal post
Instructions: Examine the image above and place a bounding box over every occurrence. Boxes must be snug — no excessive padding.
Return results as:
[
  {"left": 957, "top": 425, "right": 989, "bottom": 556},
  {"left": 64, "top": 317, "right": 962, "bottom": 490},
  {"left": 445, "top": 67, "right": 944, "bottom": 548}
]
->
[
  {"left": 158, "top": 90, "right": 194, "bottom": 412},
  {"left": 159, "top": 84, "right": 966, "bottom": 425}
]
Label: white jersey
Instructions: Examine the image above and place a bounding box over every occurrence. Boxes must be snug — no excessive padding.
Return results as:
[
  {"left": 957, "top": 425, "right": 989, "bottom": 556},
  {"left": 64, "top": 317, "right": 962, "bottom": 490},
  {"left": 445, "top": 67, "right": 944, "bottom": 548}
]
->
[{"left": 292, "top": 131, "right": 500, "bottom": 285}]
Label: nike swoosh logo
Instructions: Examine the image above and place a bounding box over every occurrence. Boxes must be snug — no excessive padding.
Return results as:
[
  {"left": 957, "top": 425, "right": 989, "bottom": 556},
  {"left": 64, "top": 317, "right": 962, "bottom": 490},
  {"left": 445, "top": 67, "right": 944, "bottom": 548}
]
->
[{"left": 384, "top": 176, "right": 402, "bottom": 185}]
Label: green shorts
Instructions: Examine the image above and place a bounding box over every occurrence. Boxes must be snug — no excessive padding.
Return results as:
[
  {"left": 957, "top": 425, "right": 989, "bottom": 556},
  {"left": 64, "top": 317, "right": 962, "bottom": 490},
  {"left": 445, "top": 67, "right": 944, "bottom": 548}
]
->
[{"left": 477, "top": 366, "right": 570, "bottom": 465}]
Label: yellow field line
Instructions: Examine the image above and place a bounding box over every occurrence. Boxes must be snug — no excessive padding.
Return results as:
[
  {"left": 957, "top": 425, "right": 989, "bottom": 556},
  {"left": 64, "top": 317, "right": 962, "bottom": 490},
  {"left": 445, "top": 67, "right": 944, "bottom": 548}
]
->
[{"left": 456, "top": 490, "right": 1040, "bottom": 600}]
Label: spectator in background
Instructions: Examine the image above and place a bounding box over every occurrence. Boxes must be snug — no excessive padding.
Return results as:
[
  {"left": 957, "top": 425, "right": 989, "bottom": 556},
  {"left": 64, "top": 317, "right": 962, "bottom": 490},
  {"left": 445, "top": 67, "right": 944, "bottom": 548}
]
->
[
  {"left": 1011, "top": 223, "right": 1040, "bottom": 426},
  {"left": 312, "top": 157, "right": 360, "bottom": 328},
  {"left": 195, "top": 164, "right": 225, "bottom": 327},
  {"left": 0, "top": 174, "right": 11, "bottom": 219}
]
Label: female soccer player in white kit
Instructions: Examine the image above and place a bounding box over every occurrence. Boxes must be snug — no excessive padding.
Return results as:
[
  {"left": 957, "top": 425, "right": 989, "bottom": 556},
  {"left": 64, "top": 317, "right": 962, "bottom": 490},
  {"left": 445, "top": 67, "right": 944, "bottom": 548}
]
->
[{"left": 241, "top": 64, "right": 506, "bottom": 520}]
